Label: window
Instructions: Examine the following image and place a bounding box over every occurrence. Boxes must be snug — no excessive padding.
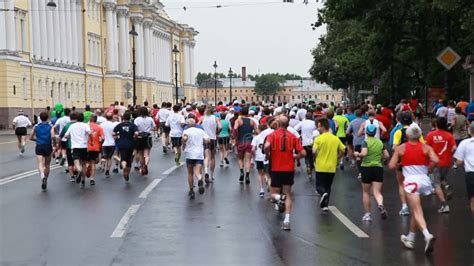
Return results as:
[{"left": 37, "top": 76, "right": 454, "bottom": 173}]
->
[
  {"left": 297, "top": 95, "right": 300, "bottom": 99},
  {"left": 278, "top": 96, "right": 281, "bottom": 101},
  {"left": 326, "top": 95, "right": 329, "bottom": 100},
  {"left": 45, "top": 79, "right": 49, "bottom": 100},
  {"left": 88, "top": 34, "right": 101, "bottom": 66},
  {"left": 20, "top": 19, "right": 26, "bottom": 51},
  {"left": 292, "top": 96, "right": 295, "bottom": 100},
  {"left": 283, "top": 96, "right": 286, "bottom": 101}
]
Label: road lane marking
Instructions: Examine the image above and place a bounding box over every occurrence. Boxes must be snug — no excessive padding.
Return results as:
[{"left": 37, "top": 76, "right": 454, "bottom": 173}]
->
[
  {"left": 138, "top": 178, "right": 162, "bottom": 199},
  {"left": 162, "top": 163, "right": 183, "bottom": 175},
  {"left": 0, "top": 165, "right": 62, "bottom": 186},
  {"left": 0, "top": 141, "right": 17, "bottom": 145},
  {"left": 329, "top": 206, "right": 369, "bottom": 238},
  {"left": 111, "top": 204, "right": 140, "bottom": 238}
]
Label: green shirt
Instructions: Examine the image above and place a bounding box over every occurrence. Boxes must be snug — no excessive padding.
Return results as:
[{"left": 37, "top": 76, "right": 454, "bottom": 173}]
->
[
  {"left": 219, "top": 119, "right": 230, "bottom": 137},
  {"left": 61, "top": 122, "right": 74, "bottom": 149},
  {"left": 333, "top": 115, "right": 349, "bottom": 138},
  {"left": 361, "top": 137, "right": 384, "bottom": 167},
  {"left": 83, "top": 111, "right": 94, "bottom": 123}
]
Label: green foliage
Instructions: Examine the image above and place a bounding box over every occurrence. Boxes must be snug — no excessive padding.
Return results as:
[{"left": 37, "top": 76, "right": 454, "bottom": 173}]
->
[
  {"left": 196, "top": 72, "right": 228, "bottom": 85},
  {"left": 254, "top": 74, "right": 286, "bottom": 97}
]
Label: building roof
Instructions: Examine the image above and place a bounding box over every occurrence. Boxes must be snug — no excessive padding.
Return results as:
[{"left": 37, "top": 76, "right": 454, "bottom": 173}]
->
[{"left": 216, "top": 78, "right": 335, "bottom": 91}]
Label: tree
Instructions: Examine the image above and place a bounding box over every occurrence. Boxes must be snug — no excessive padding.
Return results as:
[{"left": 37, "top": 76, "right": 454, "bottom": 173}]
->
[{"left": 255, "top": 74, "right": 286, "bottom": 101}]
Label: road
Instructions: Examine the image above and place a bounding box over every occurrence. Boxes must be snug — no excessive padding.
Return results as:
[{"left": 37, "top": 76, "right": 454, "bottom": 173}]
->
[{"left": 0, "top": 135, "right": 472, "bottom": 265}]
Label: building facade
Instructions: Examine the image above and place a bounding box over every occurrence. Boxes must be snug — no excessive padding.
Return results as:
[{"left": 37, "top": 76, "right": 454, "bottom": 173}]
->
[
  {"left": 0, "top": 0, "right": 198, "bottom": 128},
  {"left": 197, "top": 78, "right": 344, "bottom": 105}
]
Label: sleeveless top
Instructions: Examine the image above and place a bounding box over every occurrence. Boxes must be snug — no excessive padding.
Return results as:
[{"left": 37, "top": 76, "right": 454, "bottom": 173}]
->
[
  {"left": 452, "top": 115, "right": 468, "bottom": 140},
  {"left": 219, "top": 119, "right": 230, "bottom": 138},
  {"left": 237, "top": 118, "right": 253, "bottom": 143},
  {"left": 35, "top": 123, "right": 52, "bottom": 145},
  {"left": 401, "top": 142, "right": 429, "bottom": 177},
  {"left": 201, "top": 115, "right": 218, "bottom": 140},
  {"left": 365, "top": 119, "right": 381, "bottom": 139}
]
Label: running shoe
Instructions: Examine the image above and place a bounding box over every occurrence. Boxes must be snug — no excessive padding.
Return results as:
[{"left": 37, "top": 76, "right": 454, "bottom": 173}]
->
[
  {"left": 296, "top": 160, "right": 301, "bottom": 167},
  {"left": 350, "top": 162, "right": 356, "bottom": 168},
  {"left": 281, "top": 221, "right": 291, "bottom": 231},
  {"left": 20, "top": 145, "right": 25, "bottom": 154},
  {"left": 362, "top": 213, "right": 372, "bottom": 221},
  {"left": 437, "top": 205, "right": 450, "bottom": 213},
  {"left": 224, "top": 158, "right": 230, "bottom": 165},
  {"left": 41, "top": 177, "right": 47, "bottom": 191},
  {"left": 70, "top": 175, "right": 76, "bottom": 182},
  {"left": 163, "top": 147, "right": 167, "bottom": 154},
  {"left": 400, "top": 235, "right": 415, "bottom": 249},
  {"left": 245, "top": 176, "right": 250, "bottom": 184},
  {"left": 220, "top": 161, "right": 224, "bottom": 168},
  {"left": 339, "top": 162, "right": 344, "bottom": 171},
  {"left": 80, "top": 180, "right": 85, "bottom": 189},
  {"left": 444, "top": 185, "right": 453, "bottom": 200},
  {"left": 123, "top": 168, "right": 130, "bottom": 182},
  {"left": 320, "top": 192, "right": 329, "bottom": 209},
  {"left": 90, "top": 179, "right": 96, "bottom": 186},
  {"left": 322, "top": 207, "right": 329, "bottom": 212},
  {"left": 76, "top": 173, "right": 82, "bottom": 183},
  {"left": 357, "top": 173, "right": 362, "bottom": 180},
  {"left": 452, "top": 163, "right": 457, "bottom": 170},
  {"left": 399, "top": 206, "right": 410, "bottom": 216},
  {"left": 378, "top": 205, "right": 388, "bottom": 220},
  {"left": 85, "top": 166, "right": 92, "bottom": 177},
  {"left": 60, "top": 157, "right": 65, "bottom": 166},
  {"left": 239, "top": 173, "right": 244, "bottom": 184},
  {"left": 188, "top": 189, "right": 195, "bottom": 200},
  {"left": 142, "top": 165, "right": 148, "bottom": 176},
  {"left": 55, "top": 159, "right": 59, "bottom": 164},
  {"left": 198, "top": 179, "right": 205, "bottom": 194},
  {"left": 134, "top": 165, "right": 140, "bottom": 172},
  {"left": 112, "top": 168, "right": 119, "bottom": 174},
  {"left": 105, "top": 170, "right": 110, "bottom": 178},
  {"left": 259, "top": 191, "right": 264, "bottom": 198},
  {"left": 306, "top": 167, "right": 312, "bottom": 176},
  {"left": 424, "top": 234, "right": 435, "bottom": 255},
  {"left": 204, "top": 173, "right": 211, "bottom": 184}
]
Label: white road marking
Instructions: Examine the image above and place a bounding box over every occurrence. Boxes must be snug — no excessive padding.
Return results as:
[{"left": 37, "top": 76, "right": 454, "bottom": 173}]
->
[
  {"left": 162, "top": 163, "right": 183, "bottom": 175},
  {"left": 110, "top": 204, "right": 140, "bottom": 238},
  {"left": 0, "top": 165, "right": 62, "bottom": 186},
  {"left": 329, "top": 206, "right": 369, "bottom": 238},
  {"left": 138, "top": 178, "right": 162, "bottom": 199},
  {"left": 0, "top": 141, "right": 17, "bottom": 145}
]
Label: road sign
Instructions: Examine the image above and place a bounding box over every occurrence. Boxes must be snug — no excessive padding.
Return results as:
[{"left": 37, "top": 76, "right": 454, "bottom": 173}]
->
[{"left": 437, "top": 46, "right": 461, "bottom": 70}]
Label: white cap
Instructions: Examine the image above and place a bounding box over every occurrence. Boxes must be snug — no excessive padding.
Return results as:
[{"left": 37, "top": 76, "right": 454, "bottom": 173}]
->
[
  {"left": 406, "top": 123, "right": 422, "bottom": 139},
  {"left": 292, "top": 107, "right": 298, "bottom": 111},
  {"left": 249, "top": 110, "right": 255, "bottom": 115},
  {"left": 233, "top": 100, "right": 240, "bottom": 104}
]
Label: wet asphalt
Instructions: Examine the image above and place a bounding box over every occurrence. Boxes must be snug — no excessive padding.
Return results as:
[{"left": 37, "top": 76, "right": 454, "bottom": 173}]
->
[{"left": 0, "top": 135, "right": 473, "bottom": 266}]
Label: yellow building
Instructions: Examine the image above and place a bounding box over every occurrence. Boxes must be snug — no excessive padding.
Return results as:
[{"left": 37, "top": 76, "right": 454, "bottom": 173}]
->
[{"left": 0, "top": 0, "right": 198, "bottom": 128}]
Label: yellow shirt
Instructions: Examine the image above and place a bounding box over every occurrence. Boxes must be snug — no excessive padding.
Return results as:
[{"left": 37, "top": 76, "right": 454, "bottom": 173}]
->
[
  {"left": 313, "top": 132, "right": 346, "bottom": 173},
  {"left": 393, "top": 125, "right": 425, "bottom": 145}
]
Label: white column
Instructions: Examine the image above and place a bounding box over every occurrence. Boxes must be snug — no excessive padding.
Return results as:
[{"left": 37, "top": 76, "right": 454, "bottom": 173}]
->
[
  {"left": 38, "top": 0, "right": 48, "bottom": 59},
  {"left": 29, "top": 0, "right": 39, "bottom": 57},
  {"left": 65, "top": 0, "right": 73, "bottom": 64},
  {"left": 117, "top": 8, "right": 128, "bottom": 73},
  {"left": 71, "top": 1, "right": 78, "bottom": 66},
  {"left": 125, "top": 16, "right": 130, "bottom": 72},
  {"left": 0, "top": 1, "right": 5, "bottom": 50},
  {"left": 153, "top": 32, "right": 158, "bottom": 79},
  {"left": 105, "top": 3, "right": 117, "bottom": 72},
  {"left": 112, "top": 10, "right": 119, "bottom": 71},
  {"left": 134, "top": 18, "right": 144, "bottom": 77},
  {"left": 159, "top": 36, "right": 164, "bottom": 81},
  {"left": 52, "top": 0, "right": 60, "bottom": 62},
  {"left": 5, "top": 0, "right": 16, "bottom": 52},
  {"left": 46, "top": 0, "right": 54, "bottom": 61},
  {"left": 58, "top": 0, "right": 66, "bottom": 63},
  {"left": 143, "top": 20, "right": 151, "bottom": 78},
  {"left": 76, "top": 1, "right": 83, "bottom": 65}
]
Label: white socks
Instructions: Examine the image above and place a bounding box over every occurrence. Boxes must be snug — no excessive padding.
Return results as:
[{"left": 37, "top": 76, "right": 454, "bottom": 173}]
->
[
  {"left": 407, "top": 232, "right": 416, "bottom": 241},
  {"left": 273, "top": 194, "right": 281, "bottom": 201},
  {"left": 284, "top": 214, "right": 290, "bottom": 223},
  {"left": 422, "top": 229, "right": 431, "bottom": 239},
  {"left": 402, "top": 203, "right": 408, "bottom": 209}
]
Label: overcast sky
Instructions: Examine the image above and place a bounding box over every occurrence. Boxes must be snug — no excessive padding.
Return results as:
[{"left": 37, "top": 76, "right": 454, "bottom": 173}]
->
[{"left": 162, "top": 0, "right": 326, "bottom": 77}]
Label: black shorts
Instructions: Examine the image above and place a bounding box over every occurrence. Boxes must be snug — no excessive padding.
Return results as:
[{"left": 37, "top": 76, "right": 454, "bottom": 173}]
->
[
  {"left": 271, "top": 171, "right": 295, "bottom": 187},
  {"left": 465, "top": 172, "right": 474, "bottom": 199},
  {"left": 102, "top": 146, "right": 115, "bottom": 159},
  {"left": 135, "top": 136, "right": 152, "bottom": 150},
  {"left": 338, "top": 137, "right": 347, "bottom": 145},
  {"left": 72, "top": 148, "right": 88, "bottom": 161},
  {"left": 15, "top": 127, "right": 27, "bottom": 136},
  {"left": 256, "top": 161, "right": 268, "bottom": 171},
  {"left": 171, "top": 137, "right": 182, "bottom": 148},
  {"left": 361, "top": 166, "right": 384, "bottom": 184},
  {"left": 204, "top": 139, "right": 217, "bottom": 151},
  {"left": 87, "top": 151, "right": 100, "bottom": 161},
  {"left": 160, "top": 124, "right": 171, "bottom": 134},
  {"left": 119, "top": 148, "right": 134, "bottom": 168},
  {"left": 60, "top": 141, "right": 68, "bottom": 149},
  {"left": 346, "top": 134, "right": 353, "bottom": 146},
  {"left": 35, "top": 144, "right": 52, "bottom": 157},
  {"left": 354, "top": 145, "right": 362, "bottom": 153},
  {"left": 66, "top": 148, "right": 74, "bottom": 166}
]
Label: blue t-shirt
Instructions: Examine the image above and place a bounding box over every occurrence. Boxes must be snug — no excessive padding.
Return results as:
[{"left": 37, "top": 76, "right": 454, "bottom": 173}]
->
[
  {"left": 345, "top": 113, "right": 356, "bottom": 122},
  {"left": 35, "top": 122, "right": 52, "bottom": 145},
  {"left": 329, "top": 119, "right": 336, "bottom": 135},
  {"left": 113, "top": 122, "right": 138, "bottom": 150},
  {"left": 467, "top": 102, "right": 474, "bottom": 120}
]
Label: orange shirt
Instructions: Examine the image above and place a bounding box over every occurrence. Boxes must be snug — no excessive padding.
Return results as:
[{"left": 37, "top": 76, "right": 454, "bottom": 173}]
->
[
  {"left": 88, "top": 122, "right": 104, "bottom": 152},
  {"left": 457, "top": 101, "right": 468, "bottom": 114}
]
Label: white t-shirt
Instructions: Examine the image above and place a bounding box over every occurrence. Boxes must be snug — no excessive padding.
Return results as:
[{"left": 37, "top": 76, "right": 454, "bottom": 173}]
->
[
  {"left": 201, "top": 115, "right": 218, "bottom": 140},
  {"left": 454, "top": 137, "right": 474, "bottom": 172},
  {"left": 65, "top": 122, "right": 91, "bottom": 149},
  {"left": 101, "top": 120, "right": 118, "bottom": 146},
  {"left": 273, "top": 106, "right": 283, "bottom": 115},
  {"left": 447, "top": 108, "right": 456, "bottom": 122},
  {"left": 296, "top": 108, "right": 307, "bottom": 121},
  {"left": 55, "top": 116, "right": 70, "bottom": 135},
  {"left": 166, "top": 113, "right": 185, "bottom": 138},
  {"left": 118, "top": 105, "right": 127, "bottom": 116},
  {"left": 436, "top": 106, "right": 448, "bottom": 118},
  {"left": 251, "top": 128, "right": 273, "bottom": 163},
  {"left": 289, "top": 118, "right": 299, "bottom": 129},
  {"left": 363, "top": 119, "right": 381, "bottom": 139},
  {"left": 183, "top": 127, "right": 209, "bottom": 160},
  {"left": 295, "top": 120, "right": 317, "bottom": 146},
  {"left": 156, "top": 108, "right": 171, "bottom": 123},
  {"left": 287, "top": 126, "right": 300, "bottom": 139},
  {"left": 12, "top": 115, "right": 32, "bottom": 128},
  {"left": 97, "top": 116, "right": 106, "bottom": 124},
  {"left": 134, "top": 116, "right": 155, "bottom": 133}
]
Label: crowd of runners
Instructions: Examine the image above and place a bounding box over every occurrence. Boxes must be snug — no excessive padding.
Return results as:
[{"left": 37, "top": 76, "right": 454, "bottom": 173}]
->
[{"left": 11, "top": 96, "right": 474, "bottom": 254}]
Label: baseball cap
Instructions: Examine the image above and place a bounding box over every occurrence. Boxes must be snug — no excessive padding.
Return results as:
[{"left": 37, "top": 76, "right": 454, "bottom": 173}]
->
[
  {"left": 406, "top": 123, "right": 422, "bottom": 139},
  {"left": 366, "top": 124, "right": 377, "bottom": 136},
  {"left": 249, "top": 110, "right": 255, "bottom": 115},
  {"left": 233, "top": 100, "right": 240, "bottom": 105}
]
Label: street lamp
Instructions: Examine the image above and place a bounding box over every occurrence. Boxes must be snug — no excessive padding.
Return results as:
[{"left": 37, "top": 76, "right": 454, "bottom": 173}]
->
[
  {"left": 228, "top": 67, "right": 233, "bottom": 104},
  {"left": 172, "top": 44, "right": 180, "bottom": 105},
  {"left": 46, "top": 0, "right": 57, "bottom": 10},
  {"left": 129, "top": 26, "right": 138, "bottom": 106},
  {"left": 213, "top": 61, "right": 218, "bottom": 106},
  {"left": 299, "top": 80, "right": 304, "bottom": 103}
]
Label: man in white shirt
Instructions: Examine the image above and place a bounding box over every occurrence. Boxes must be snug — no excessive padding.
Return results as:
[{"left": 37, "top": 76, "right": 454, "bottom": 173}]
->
[
  {"left": 134, "top": 107, "right": 156, "bottom": 176},
  {"left": 100, "top": 112, "right": 119, "bottom": 177},
  {"left": 12, "top": 110, "right": 32, "bottom": 155},
  {"left": 95, "top": 109, "right": 107, "bottom": 124},
  {"left": 53, "top": 108, "right": 71, "bottom": 165},
  {"left": 294, "top": 112, "right": 319, "bottom": 178},
  {"left": 166, "top": 105, "right": 186, "bottom": 165},
  {"left": 200, "top": 107, "right": 222, "bottom": 183},
  {"left": 453, "top": 122, "right": 474, "bottom": 245},
  {"left": 296, "top": 105, "right": 307, "bottom": 121},
  {"left": 251, "top": 120, "right": 274, "bottom": 198},
  {"left": 156, "top": 102, "right": 172, "bottom": 153},
  {"left": 183, "top": 118, "right": 209, "bottom": 199},
  {"left": 64, "top": 112, "right": 91, "bottom": 188}
]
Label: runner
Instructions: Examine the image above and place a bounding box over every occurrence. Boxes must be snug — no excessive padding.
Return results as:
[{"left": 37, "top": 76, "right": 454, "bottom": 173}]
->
[
  {"left": 59, "top": 112, "right": 78, "bottom": 182},
  {"left": 313, "top": 118, "right": 346, "bottom": 211},
  {"left": 389, "top": 123, "right": 438, "bottom": 254},
  {"left": 156, "top": 102, "right": 171, "bottom": 153},
  {"left": 294, "top": 112, "right": 318, "bottom": 179},
  {"left": 53, "top": 108, "right": 71, "bottom": 166},
  {"left": 451, "top": 107, "right": 469, "bottom": 146},
  {"left": 252, "top": 122, "right": 273, "bottom": 198},
  {"left": 30, "top": 112, "right": 54, "bottom": 191},
  {"left": 453, "top": 122, "right": 474, "bottom": 245},
  {"left": 346, "top": 109, "right": 366, "bottom": 178},
  {"left": 83, "top": 105, "right": 94, "bottom": 123},
  {"left": 134, "top": 107, "right": 156, "bottom": 176},
  {"left": 218, "top": 112, "right": 232, "bottom": 167},
  {"left": 86, "top": 115, "right": 104, "bottom": 186},
  {"left": 182, "top": 118, "right": 209, "bottom": 199},
  {"left": 264, "top": 115, "right": 305, "bottom": 230},
  {"left": 166, "top": 105, "right": 186, "bottom": 165},
  {"left": 12, "top": 110, "right": 32, "bottom": 156},
  {"left": 201, "top": 107, "right": 222, "bottom": 183},
  {"left": 357, "top": 110, "right": 387, "bottom": 140},
  {"left": 113, "top": 112, "right": 139, "bottom": 183},
  {"left": 151, "top": 104, "right": 160, "bottom": 141},
  {"left": 333, "top": 108, "right": 350, "bottom": 170},
  {"left": 64, "top": 112, "right": 91, "bottom": 189},
  {"left": 234, "top": 107, "right": 257, "bottom": 184},
  {"left": 100, "top": 112, "right": 118, "bottom": 177},
  {"left": 354, "top": 124, "right": 390, "bottom": 221}
]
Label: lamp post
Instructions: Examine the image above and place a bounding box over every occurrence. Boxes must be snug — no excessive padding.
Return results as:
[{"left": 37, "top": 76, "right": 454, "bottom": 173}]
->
[
  {"left": 129, "top": 26, "right": 138, "bottom": 106},
  {"left": 213, "top": 61, "right": 218, "bottom": 106},
  {"left": 228, "top": 67, "right": 233, "bottom": 104},
  {"left": 172, "top": 44, "right": 180, "bottom": 105},
  {"left": 46, "top": 0, "right": 57, "bottom": 10},
  {"left": 299, "top": 80, "right": 304, "bottom": 104}
]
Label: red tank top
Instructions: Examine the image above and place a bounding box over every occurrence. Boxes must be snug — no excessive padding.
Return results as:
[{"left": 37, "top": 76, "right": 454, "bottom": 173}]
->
[{"left": 400, "top": 142, "right": 429, "bottom": 166}]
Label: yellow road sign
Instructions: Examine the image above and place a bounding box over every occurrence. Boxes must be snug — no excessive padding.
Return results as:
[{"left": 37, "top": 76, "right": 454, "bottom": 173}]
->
[{"left": 437, "top": 46, "right": 461, "bottom": 70}]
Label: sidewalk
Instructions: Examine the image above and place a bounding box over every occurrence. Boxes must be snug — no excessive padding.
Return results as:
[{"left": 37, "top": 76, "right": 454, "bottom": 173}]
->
[{"left": 0, "top": 129, "right": 15, "bottom": 136}]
